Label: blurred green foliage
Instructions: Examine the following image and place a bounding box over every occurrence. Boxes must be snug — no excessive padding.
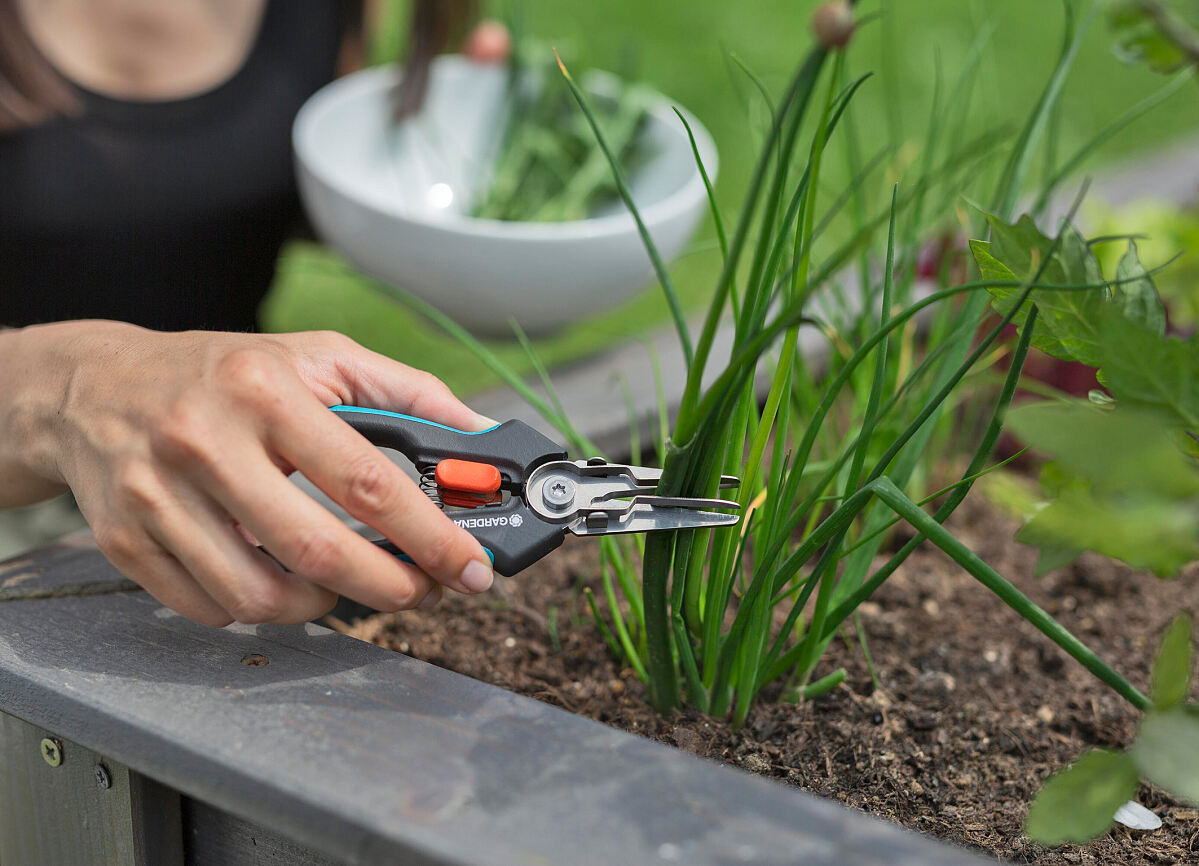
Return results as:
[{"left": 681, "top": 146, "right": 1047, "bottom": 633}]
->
[
  {"left": 1089, "top": 199, "right": 1199, "bottom": 328},
  {"left": 263, "top": 0, "right": 1199, "bottom": 395},
  {"left": 1110, "top": 0, "right": 1199, "bottom": 73}
]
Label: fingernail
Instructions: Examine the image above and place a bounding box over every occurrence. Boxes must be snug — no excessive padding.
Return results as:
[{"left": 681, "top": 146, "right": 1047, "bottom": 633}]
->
[
  {"left": 474, "top": 412, "right": 500, "bottom": 430},
  {"left": 459, "top": 559, "right": 494, "bottom": 593},
  {"left": 418, "top": 587, "right": 441, "bottom": 609}
]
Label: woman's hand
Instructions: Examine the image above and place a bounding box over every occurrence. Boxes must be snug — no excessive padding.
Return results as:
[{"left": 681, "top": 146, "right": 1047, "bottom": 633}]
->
[{"left": 0, "top": 321, "right": 496, "bottom": 626}]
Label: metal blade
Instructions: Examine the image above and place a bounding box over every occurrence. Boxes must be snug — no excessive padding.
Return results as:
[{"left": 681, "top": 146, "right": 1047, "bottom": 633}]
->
[
  {"left": 525, "top": 461, "right": 742, "bottom": 529},
  {"left": 592, "top": 494, "right": 741, "bottom": 512},
  {"left": 568, "top": 505, "right": 741, "bottom": 537},
  {"left": 598, "top": 463, "right": 741, "bottom": 489}
]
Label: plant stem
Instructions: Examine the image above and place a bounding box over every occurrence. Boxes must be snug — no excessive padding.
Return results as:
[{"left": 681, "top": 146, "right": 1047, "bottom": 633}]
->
[
  {"left": 870, "top": 477, "right": 1151, "bottom": 711},
  {"left": 795, "top": 668, "right": 846, "bottom": 701}
]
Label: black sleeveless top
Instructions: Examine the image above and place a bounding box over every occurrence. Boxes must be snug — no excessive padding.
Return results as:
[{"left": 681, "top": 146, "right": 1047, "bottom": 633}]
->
[{"left": 0, "top": 0, "right": 351, "bottom": 332}]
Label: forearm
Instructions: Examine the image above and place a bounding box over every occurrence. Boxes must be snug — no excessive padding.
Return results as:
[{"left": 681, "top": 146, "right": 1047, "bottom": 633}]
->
[{"left": 0, "top": 320, "right": 113, "bottom": 507}]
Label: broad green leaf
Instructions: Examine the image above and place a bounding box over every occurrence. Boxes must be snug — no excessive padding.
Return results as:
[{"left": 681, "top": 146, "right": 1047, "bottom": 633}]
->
[
  {"left": 970, "top": 239, "right": 1071, "bottom": 361},
  {"left": 1038, "top": 285, "right": 1109, "bottom": 368},
  {"left": 1153, "top": 613, "right": 1194, "bottom": 710},
  {"left": 970, "top": 238, "right": 1038, "bottom": 328},
  {"left": 1114, "top": 241, "right": 1167, "bottom": 336},
  {"left": 1035, "top": 543, "right": 1084, "bottom": 577},
  {"left": 1097, "top": 307, "right": 1199, "bottom": 429},
  {"left": 1132, "top": 706, "right": 1199, "bottom": 805},
  {"left": 1040, "top": 460, "right": 1088, "bottom": 498},
  {"left": 1018, "top": 488, "right": 1199, "bottom": 578},
  {"left": 1010, "top": 403, "right": 1199, "bottom": 577},
  {"left": 979, "top": 469, "right": 1044, "bottom": 520},
  {"left": 1029, "top": 465, "right": 1086, "bottom": 574},
  {"left": 1028, "top": 225, "right": 1109, "bottom": 367},
  {"left": 1007, "top": 402, "right": 1199, "bottom": 499},
  {"left": 1059, "top": 228, "right": 1106, "bottom": 298},
  {"left": 975, "top": 214, "right": 1109, "bottom": 365},
  {"left": 1025, "top": 749, "right": 1140, "bottom": 845},
  {"left": 970, "top": 239, "right": 1019, "bottom": 286},
  {"left": 987, "top": 213, "right": 1067, "bottom": 285}
]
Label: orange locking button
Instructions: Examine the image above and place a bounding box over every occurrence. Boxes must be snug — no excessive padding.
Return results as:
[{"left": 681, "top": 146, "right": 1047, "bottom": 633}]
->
[
  {"left": 441, "top": 490, "right": 503, "bottom": 509},
  {"left": 435, "top": 459, "right": 501, "bottom": 495}
]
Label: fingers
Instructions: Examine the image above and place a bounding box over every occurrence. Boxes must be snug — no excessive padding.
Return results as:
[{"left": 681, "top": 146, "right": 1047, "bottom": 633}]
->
[
  {"left": 264, "top": 384, "right": 495, "bottom": 596},
  {"left": 92, "top": 522, "right": 233, "bottom": 628},
  {"left": 94, "top": 467, "right": 443, "bottom": 625},
  {"left": 296, "top": 333, "right": 496, "bottom": 432},
  {"left": 161, "top": 343, "right": 480, "bottom": 613},
  {"left": 193, "top": 432, "right": 457, "bottom": 609},
  {"left": 90, "top": 464, "right": 341, "bottom": 625},
  {"left": 144, "top": 487, "right": 339, "bottom": 625}
]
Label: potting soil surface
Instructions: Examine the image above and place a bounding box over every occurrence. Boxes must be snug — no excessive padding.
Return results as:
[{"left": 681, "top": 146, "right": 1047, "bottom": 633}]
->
[{"left": 339, "top": 497, "right": 1199, "bottom": 865}]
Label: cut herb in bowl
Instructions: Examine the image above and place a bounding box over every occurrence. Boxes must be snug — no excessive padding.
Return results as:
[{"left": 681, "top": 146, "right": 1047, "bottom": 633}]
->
[{"left": 474, "top": 47, "right": 656, "bottom": 223}]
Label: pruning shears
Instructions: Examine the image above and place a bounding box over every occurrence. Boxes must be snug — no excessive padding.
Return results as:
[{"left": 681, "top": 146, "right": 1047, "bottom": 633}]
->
[{"left": 331, "top": 406, "right": 742, "bottom": 576}]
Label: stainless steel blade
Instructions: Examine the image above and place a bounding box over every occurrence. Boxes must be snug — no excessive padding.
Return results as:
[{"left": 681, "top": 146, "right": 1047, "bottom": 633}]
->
[
  {"left": 526, "top": 461, "right": 742, "bottom": 524},
  {"left": 568, "top": 505, "right": 741, "bottom": 537},
  {"left": 605, "top": 464, "right": 740, "bottom": 489},
  {"left": 590, "top": 494, "right": 741, "bottom": 512}
]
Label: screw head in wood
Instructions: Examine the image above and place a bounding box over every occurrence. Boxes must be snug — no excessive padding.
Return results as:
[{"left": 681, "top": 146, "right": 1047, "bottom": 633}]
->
[
  {"left": 39, "top": 737, "right": 63, "bottom": 767},
  {"left": 95, "top": 763, "right": 112, "bottom": 790}
]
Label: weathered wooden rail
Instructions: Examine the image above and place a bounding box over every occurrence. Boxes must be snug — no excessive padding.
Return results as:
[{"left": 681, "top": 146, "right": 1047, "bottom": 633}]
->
[{"left": 0, "top": 537, "right": 989, "bottom": 865}]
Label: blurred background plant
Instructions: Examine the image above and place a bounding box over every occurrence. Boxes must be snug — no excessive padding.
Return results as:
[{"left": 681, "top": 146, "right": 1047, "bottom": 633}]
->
[
  {"left": 1110, "top": 0, "right": 1199, "bottom": 72},
  {"left": 262, "top": 0, "right": 1199, "bottom": 396},
  {"left": 1090, "top": 199, "right": 1199, "bottom": 329}
]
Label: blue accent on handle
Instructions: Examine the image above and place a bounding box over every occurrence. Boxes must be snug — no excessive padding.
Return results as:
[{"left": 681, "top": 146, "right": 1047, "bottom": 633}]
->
[
  {"left": 330, "top": 405, "right": 499, "bottom": 435},
  {"left": 397, "top": 548, "right": 495, "bottom": 565}
]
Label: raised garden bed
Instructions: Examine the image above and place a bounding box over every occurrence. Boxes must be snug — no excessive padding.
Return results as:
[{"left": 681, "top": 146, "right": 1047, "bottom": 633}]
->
[
  {"left": 0, "top": 536, "right": 989, "bottom": 865},
  {"left": 338, "top": 497, "right": 1199, "bottom": 865}
]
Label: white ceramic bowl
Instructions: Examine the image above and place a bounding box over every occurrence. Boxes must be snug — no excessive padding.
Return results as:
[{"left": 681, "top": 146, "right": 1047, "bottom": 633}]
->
[{"left": 293, "top": 57, "right": 717, "bottom": 334}]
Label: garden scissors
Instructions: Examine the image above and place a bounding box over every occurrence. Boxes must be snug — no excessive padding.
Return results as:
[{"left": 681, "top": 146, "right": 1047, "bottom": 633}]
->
[{"left": 331, "top": 406, "right": 741, "bottom": 576}]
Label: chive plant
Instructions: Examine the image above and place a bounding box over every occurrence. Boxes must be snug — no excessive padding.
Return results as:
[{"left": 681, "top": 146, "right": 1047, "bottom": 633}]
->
[{"left": 374, "top": 1, "right": 1176, "bottom": 727}]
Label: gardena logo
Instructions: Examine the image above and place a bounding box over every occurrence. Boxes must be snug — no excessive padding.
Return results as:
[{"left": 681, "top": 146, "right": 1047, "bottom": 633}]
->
[{"left": 454, "top": 514, "right": 522, "bottom": 529}]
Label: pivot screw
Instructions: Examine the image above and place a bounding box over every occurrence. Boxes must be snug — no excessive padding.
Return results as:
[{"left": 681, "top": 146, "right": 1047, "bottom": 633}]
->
[
  {"left": 39, "top": 737, "right": 63, "bottom": 768},
  {"left": 543, "top": 475, "right": 576, "bottom": 511},
  {"left": 95, "top": 763, "right": 112, "bottom": 790}
]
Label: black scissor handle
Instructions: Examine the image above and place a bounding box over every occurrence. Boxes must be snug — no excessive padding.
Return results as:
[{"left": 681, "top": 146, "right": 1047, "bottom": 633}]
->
[
  {"left": 331, "top": 405, "right": 565, "bottom": 484},
  {"left": 372, "top": 498, "right": 564, "bottom": 576},
  {"left": 332, "top": 406, "right": 568, "bottom": 575}
]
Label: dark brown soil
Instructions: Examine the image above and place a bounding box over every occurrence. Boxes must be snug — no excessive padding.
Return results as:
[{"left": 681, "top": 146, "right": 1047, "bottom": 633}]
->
[{"left": 337, "top": 497, "right": 1199, "bottom": 865}]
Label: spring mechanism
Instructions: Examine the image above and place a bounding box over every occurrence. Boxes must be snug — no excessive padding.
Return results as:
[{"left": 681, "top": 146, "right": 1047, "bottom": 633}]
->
[{"left": 419, "top": 467, "right": 443, "bottom": 509}]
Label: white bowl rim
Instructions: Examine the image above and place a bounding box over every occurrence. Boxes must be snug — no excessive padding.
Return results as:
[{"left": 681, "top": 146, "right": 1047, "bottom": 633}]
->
[{"left": 293, "top": 59, "right": 718, "bottom": 242}]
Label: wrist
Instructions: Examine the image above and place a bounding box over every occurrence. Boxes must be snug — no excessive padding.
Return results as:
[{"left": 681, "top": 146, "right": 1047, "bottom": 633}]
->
[{"left": 0, "top": 320, "right": 138, "bottom": 504}]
